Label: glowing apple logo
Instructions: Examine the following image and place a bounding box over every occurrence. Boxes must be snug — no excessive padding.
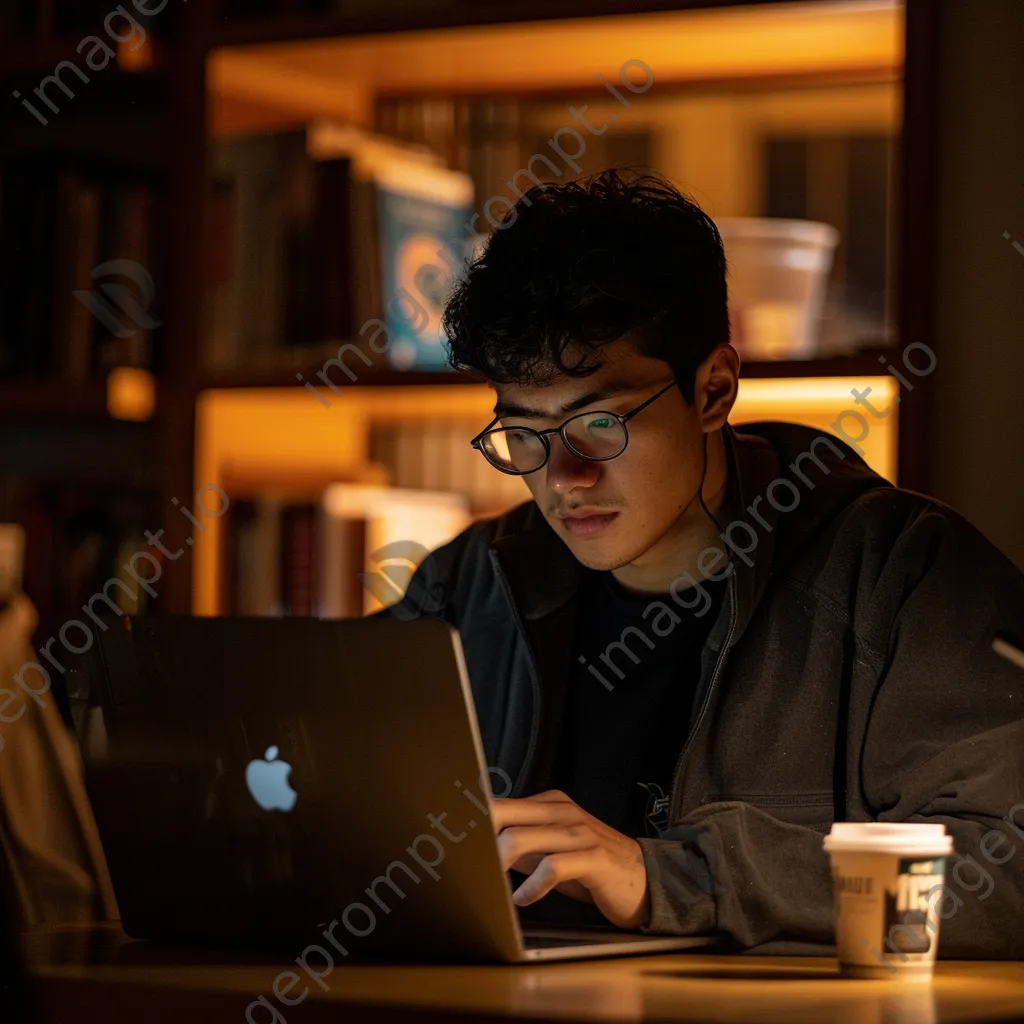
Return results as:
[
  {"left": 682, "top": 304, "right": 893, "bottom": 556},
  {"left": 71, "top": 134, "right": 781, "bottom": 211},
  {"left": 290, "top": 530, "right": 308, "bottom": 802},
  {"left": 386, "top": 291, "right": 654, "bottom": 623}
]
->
[{"left": 245, "top": 746, "right": 297, "bottom": 812}]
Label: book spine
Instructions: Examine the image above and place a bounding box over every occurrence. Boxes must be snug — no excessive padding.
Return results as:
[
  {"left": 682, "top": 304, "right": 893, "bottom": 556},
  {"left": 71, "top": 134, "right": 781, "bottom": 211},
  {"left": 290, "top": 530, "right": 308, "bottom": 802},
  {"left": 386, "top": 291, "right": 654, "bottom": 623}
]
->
[
  {"left": 315, "top": 157, "right": 356, "bottom": 344},
  {"left": 223, "top": 499, "right": 255, "bottom": 617},
  {"left": 3, "top": 165, "right": 59, "bottom": 375},
  {"left": 279, "top": 504, "right": 320, "bottom": 617},
  {"left": 66, "top": 182, "right": 102, "bottom": 380},
  {"left": 92, "top": 181, "right": 124, "bottom": 373},
  {"left": 119, "top": 185, "right": 154, "bottom": 369}
]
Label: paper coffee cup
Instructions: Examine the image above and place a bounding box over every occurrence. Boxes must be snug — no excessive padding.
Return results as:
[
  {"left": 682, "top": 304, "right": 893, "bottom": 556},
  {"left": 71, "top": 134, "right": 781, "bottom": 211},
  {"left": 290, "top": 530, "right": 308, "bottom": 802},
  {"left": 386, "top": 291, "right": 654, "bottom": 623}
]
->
[{"left": 823, "top": 823, "right": 953, "bottom": 980}]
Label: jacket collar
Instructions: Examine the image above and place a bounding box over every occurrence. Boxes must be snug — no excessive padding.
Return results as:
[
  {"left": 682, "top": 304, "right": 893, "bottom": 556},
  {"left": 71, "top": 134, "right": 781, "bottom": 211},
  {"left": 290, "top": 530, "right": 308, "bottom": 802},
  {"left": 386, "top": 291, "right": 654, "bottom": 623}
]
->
[{"left": 488, "top": 422, "right": 784, "bottom": 649}]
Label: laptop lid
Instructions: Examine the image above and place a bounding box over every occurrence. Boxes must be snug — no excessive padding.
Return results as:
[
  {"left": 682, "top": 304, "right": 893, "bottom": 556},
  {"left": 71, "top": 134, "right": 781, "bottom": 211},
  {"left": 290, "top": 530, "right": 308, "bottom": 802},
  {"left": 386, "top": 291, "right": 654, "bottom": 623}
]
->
[{"left": 84, "top": 614, "right": 524, "bottom": 961}]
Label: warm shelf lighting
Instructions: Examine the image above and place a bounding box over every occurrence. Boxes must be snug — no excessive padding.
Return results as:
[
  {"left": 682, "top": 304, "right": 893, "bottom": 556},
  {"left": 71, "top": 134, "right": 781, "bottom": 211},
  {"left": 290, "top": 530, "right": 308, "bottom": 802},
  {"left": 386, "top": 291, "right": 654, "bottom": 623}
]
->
[
  {"left": 107, "top": 367, "right": 156, "bottom": 421},
  {"left": 732, "top": 376, "right": 898, "bottom": 483},
  {"left": 208, "top": 1, "right": 903, "bottom": 133}
]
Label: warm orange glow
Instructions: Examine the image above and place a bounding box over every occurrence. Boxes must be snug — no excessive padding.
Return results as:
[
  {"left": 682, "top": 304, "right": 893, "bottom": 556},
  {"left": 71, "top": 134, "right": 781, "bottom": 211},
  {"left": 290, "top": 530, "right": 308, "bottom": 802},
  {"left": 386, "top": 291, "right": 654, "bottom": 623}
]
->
[
  {"left": 732, "top": 377, "right": 898, "bottom": 483},
  {"left": 117, "top": 34, "right": 156, "bottom": 73},
  {"left": 208, "top": 2, "right": 902, "bottom": 133},
  {"left": 194, "top": 385, "right": 500, "bottom": 614},
  {"left": 194, "top": 376, "right": 899, "bottom": 615},
  {"left": 106, "top": 367, "right": 156, "bottom": 421}
]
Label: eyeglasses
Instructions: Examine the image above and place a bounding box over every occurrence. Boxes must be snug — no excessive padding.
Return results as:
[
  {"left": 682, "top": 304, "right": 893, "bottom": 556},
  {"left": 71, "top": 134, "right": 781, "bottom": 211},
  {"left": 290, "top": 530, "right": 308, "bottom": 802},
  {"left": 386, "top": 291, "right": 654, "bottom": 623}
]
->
[{"left": 470, "top": 379, "right": 678, "bottom": 476}]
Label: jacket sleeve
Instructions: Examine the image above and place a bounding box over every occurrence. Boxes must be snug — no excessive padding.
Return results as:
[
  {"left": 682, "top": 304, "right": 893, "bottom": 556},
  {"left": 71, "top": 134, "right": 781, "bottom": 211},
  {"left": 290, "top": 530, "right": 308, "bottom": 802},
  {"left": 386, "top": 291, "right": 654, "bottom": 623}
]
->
[
  {"left": 637, "top": 803, "right": 837, "bottom": 950},
  {"left": 639, "top": 498, "right": 1024, "bottom": 958}
]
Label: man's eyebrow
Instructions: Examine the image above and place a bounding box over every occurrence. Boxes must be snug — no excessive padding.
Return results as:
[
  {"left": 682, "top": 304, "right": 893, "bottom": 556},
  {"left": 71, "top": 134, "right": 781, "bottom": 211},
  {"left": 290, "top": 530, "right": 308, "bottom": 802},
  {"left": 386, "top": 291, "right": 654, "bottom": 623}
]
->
[{"left": 492, "top": 378, "right": 646, "bottom": 420}]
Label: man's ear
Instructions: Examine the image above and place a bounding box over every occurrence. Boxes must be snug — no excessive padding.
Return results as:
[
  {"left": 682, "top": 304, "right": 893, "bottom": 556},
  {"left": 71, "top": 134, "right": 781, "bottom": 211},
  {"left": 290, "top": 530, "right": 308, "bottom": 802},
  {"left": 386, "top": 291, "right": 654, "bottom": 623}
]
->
[{"left": 699, "top": 344, "right": 740, "bottom": 432}]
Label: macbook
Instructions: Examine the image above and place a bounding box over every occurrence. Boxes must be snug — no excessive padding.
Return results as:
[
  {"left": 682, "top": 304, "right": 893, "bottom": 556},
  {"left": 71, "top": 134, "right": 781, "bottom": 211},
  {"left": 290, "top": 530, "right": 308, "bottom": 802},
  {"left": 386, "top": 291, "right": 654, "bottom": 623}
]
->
[{"left": 78, "top": 614, "right": 715, "bottom": 962}]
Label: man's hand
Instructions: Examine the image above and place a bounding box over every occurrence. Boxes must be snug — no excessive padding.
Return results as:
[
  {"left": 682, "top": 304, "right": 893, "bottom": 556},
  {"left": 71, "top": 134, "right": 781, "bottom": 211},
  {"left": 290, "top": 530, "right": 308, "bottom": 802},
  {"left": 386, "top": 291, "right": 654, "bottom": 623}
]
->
[{"left": 490, "top": 790, "right": 651, "bottom": 930}]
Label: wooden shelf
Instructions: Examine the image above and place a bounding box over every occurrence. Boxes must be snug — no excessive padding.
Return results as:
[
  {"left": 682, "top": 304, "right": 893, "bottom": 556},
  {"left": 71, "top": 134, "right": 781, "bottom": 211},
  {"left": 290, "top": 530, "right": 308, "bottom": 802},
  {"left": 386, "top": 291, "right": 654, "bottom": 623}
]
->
[
  {"left": 199, "top": 365, "right": 484, "bottom": 390},
  {"left": 210, "top": 0, "right": 794, "bottom": 48},
  {"left": 0, "top": 379, "right": 111, "bottom": 421},
  {"left": 197, "top": 349, "right": 897, "bottom": 392},
  {"left": 0, "top": 39, "right": 170, "bottom": 80},
  {"left": 737, "top": 349, "right": 897, "bottom": 379}
]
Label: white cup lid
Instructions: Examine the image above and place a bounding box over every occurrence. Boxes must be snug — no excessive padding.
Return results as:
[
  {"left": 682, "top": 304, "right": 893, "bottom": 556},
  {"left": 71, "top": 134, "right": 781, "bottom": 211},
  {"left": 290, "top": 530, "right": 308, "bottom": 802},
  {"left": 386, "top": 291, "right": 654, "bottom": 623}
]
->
[{"left": 823, "top": 822, "right": 953, "bottom": 856}]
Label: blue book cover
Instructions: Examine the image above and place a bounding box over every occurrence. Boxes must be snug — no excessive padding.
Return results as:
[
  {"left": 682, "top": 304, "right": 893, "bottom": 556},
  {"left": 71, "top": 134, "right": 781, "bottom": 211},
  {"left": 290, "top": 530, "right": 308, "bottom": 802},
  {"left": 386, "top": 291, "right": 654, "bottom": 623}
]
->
[{"left": 374, "top": 163, "right": 475, "bottom": 371}]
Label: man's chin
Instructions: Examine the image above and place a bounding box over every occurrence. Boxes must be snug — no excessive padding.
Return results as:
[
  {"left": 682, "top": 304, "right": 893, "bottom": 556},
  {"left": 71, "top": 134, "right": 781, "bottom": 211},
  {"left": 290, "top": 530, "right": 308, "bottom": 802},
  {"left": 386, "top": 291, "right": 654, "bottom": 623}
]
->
[
  {"left": 572, "top": 549, "right": 637, "bottom": 572},
  {"left": 560, "top": 532, "right": 640, "bottom": 573}
]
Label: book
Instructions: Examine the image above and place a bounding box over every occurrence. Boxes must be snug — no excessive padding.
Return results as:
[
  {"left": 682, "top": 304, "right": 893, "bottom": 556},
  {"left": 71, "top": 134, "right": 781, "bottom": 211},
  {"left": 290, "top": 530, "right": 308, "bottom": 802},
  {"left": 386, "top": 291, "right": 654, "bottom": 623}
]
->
[
  {"left": 279, "top": 503, "right": 321, "bottom": 617},
  {"left": 320, "top": 484, "right": 471, "bottom": 615},
  {"left": 66, "top": 182, "right": 102, "bottom": 380},
  {"left": 225, "top": 498, "right": 283, "bottom": 616},
  {"left": 0, "top": 161, "right": 59, "bottom": 375},
  {"left": 204, "top": 121, "right": 472, "bottom": 371},
  {"left": 93, "top": 183, "right": 158, "bottom": 372},
  {"left": 372, "top": 159, "right": 474, "bottom": 371},
  {"left": 207, "top": 130, "right": 361, "bottom": 364},
  {"left": 206, "top": 133, "right": 288, "bottom": 366}
]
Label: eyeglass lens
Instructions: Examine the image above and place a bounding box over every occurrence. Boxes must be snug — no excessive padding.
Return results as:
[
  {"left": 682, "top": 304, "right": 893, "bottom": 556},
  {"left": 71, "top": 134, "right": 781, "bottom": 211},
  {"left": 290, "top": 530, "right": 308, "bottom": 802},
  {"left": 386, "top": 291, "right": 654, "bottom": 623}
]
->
[{"left": 482, "top": 412, "right": 626, "bottom": 473}]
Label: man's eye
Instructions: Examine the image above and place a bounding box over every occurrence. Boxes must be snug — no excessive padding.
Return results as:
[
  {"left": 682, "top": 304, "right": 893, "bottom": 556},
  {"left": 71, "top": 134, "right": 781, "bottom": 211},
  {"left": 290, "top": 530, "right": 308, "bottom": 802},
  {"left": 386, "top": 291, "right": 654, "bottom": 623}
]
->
[{"left": 587, "top": 417, "right": 613, "bottom": 430}]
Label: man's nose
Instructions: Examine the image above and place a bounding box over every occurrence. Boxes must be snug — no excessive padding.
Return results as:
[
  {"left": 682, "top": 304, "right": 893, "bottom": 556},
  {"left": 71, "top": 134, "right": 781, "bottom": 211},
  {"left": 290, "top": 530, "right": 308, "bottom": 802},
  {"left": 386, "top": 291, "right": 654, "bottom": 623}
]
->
[{"left": 544, "top": 435, "right": 601, "bottom": 494}]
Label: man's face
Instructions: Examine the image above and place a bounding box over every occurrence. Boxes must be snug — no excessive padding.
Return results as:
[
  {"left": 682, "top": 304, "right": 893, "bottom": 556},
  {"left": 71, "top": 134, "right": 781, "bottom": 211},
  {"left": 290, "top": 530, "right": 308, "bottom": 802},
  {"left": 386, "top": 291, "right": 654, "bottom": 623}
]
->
[{"left": 491, "top": 340, "right": 707, "bottom": 572}]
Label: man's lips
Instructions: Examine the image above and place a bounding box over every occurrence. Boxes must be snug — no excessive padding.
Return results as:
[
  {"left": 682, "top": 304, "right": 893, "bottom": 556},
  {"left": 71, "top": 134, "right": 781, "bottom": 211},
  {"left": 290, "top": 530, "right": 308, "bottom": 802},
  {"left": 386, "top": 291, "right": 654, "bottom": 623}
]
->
[{"left": 557, "top": 510, "right": 620, "bottom": 538}]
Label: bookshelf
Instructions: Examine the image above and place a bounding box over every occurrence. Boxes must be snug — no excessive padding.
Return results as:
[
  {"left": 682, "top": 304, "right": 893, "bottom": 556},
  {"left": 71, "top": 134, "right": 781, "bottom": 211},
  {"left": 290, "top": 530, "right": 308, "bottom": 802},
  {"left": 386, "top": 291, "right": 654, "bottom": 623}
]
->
[
  {"left": 0, "top": 0, "right": 940, "bottom": 638},
  {"left": 0, "top": 0, "right": 190, "bottom": 661}
]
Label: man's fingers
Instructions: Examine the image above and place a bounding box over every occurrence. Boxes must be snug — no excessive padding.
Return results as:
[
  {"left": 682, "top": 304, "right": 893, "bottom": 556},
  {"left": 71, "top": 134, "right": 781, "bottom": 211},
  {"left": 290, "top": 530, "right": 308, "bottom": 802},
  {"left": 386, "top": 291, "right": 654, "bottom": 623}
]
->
[
  {"left": 497, "top": 824, "right": 594, "bottom": 872},
  {"left": 512, "top": 850, "right": 603, "bottom": 906},
  {"left": 490, "top": 795, "right": 582, "bottom": 833}
]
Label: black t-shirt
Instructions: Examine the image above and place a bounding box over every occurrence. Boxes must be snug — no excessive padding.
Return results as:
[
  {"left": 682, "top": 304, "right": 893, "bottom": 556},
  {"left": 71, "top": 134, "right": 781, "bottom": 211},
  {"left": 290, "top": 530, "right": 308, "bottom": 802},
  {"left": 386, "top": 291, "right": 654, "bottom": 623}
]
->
[{"left": 549, "top": 567, "right": 729, "bottom": 841}]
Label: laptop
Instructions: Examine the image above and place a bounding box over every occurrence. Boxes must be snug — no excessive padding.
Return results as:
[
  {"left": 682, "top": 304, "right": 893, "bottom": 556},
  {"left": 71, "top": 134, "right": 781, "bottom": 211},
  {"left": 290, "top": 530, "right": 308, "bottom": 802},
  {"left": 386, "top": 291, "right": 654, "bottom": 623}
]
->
[{"left": 77, "top": 614, "right": 715, "bottom": 963}]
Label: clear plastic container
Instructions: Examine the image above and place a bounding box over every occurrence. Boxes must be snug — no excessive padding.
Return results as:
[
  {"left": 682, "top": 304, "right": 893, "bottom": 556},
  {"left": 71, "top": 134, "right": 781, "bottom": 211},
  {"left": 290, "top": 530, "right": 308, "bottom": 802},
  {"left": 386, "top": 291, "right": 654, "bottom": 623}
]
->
[{"left": 715, "top": 217, "right": 840, "bottom": 361}]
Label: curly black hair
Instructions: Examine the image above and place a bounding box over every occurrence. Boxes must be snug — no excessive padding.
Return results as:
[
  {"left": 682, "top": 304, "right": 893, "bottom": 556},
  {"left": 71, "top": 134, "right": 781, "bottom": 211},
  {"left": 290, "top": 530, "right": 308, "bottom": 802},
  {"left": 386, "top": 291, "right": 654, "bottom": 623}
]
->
[{"left": 441, "top": 169, "right": 729, "bottom": 406}]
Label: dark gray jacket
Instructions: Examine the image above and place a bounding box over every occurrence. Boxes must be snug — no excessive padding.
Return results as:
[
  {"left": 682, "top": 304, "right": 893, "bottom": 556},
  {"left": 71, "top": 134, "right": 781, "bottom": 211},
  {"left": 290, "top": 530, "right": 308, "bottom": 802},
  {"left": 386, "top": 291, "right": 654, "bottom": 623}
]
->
[{"left": 385, "top": 421, "right": 1024, "bottom": 958}]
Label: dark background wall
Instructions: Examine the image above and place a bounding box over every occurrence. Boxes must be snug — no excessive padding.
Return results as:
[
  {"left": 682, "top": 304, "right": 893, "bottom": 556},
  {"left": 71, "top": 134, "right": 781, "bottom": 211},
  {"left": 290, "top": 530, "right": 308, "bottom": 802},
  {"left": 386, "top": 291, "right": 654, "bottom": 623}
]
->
[{"left": 931, "top": 0, "right": 1024, "bottom": 569}]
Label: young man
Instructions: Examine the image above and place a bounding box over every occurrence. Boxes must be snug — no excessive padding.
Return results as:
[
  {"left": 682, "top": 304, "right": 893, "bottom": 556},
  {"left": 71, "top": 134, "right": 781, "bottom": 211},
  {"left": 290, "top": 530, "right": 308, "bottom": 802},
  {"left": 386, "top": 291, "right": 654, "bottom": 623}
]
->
[{"left": 388, "top": 171, "right": 1024, "bottom": 957}]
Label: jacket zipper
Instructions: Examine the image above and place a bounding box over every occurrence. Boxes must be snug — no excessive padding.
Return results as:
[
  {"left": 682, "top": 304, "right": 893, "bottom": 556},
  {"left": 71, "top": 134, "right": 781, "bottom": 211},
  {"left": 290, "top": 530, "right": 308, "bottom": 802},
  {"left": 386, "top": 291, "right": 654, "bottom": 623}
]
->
[
  {"left": 668, "top": 569, "right": 738, "bottom": 821},
  {"left": 489, "top": 549, "right": 544, "bottom": 798}
]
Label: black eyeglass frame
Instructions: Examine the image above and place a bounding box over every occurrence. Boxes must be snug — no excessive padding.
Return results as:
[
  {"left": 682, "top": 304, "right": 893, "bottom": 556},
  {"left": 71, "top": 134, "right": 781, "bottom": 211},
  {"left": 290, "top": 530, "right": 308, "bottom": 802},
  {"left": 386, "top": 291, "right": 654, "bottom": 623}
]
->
[{"left": 470, "top": 379, "right": 679, "bottom": 476}]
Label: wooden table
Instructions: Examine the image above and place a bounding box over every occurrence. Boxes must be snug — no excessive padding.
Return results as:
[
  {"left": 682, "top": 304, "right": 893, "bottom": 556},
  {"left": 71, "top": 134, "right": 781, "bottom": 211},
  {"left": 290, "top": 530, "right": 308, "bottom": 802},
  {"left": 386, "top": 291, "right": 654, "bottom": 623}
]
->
[{"left": 20, "top": 924, "right": 1024, "bottom": 1023}]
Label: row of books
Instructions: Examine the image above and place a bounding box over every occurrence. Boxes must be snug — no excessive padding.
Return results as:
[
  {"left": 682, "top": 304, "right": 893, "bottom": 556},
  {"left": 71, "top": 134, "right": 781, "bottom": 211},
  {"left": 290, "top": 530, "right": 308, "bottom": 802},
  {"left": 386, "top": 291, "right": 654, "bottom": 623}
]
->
[
  {"left": 224, "top": 485, "right": 475, "bottom": 619},
  {"left": 205, "top": 122, "right": 477, "bottom": 372},
  {"left": 368, "top": 420, "right": 530, "bottom": 512},
  {"left": 222, "top": 415, "right": 531, "bottom": 617},
  {"left": 0, "top": 162, "right": 164, "bottom": 379}
]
